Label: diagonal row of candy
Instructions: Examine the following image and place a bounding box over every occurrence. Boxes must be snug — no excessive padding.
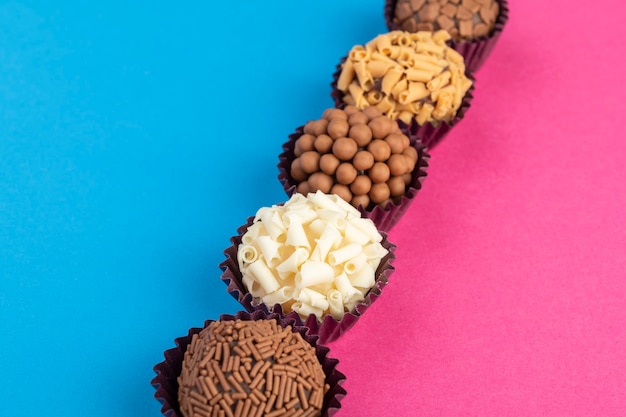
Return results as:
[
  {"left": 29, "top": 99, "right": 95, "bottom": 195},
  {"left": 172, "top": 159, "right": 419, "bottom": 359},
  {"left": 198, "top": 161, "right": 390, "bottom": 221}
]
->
[{"left": 153, "top": 2, "right": 508, "bottom": 416}]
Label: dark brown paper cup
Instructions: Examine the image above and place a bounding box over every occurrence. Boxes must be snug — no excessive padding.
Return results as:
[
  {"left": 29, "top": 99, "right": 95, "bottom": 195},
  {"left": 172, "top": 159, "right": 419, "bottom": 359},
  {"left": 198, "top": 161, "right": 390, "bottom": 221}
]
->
[
  {"left": 383, "top": 0, "right": 509, "bottom": 73},
  {"left": 219, "top": 219, "right": 397, "bottom": 344},
  {"left": 330, "top": 56, "right": 475, "bottom": 151},
  {"left": 152, "top": 310, "right": 347, "bottom": 417},
  {"left": 278, "top": 126, "right": 429, "bottom": 232}
]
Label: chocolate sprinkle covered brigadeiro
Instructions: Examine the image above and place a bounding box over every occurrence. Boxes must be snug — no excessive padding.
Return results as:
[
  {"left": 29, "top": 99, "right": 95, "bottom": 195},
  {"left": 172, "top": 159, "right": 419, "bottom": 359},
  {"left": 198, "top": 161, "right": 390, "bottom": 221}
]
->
[
  {"left": 178, "top": 319, "right": 328, "bottom": 417},
  {"left": 152, "top": 311, "right": 347, "bottom": 417}
]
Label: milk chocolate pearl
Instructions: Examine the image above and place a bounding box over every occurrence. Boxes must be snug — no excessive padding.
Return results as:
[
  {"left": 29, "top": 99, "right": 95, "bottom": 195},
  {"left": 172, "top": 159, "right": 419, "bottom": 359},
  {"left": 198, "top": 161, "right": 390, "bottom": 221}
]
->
[
  {"left": 378, "top": 199, "right": 392, "bottom": 209},
  {"left": 400, "top": 133, "right": 410, "bottom": 148},
  {"left": 351, "top": 194, "right": 371, "bottom": 209},
  {"left": 402, "top": 146, "right": 418, "bottom": 165},
  {"left": 403, "top": 154, "right": 416, "bottom": 173},
  {"left": 350, "top": 175, "right": 372, "bottom": 195},
  {"left": 319, "top": 153, "right": 340, "bottom": 175},
  {"left": 349, "top": 123, "right": 373, "bottom": 147},
  {"left": 362, "top": 106, "right": 383, "bottom": 120},
  {"left": 332, "top": 137, "right": 358, "bottom": 161},
  {"left": 336, "top": 163, "right": 358, "bottom": 185},
  {"left": 388, "top": 154, "right": 408, "bottom": 176},
  {"left": 308, "top": 172, "right": 333, "bottom": 193},
  {"left": 323, "top": 108, "right": 348, "bottom": 121},
  {"left": 303, "top": 120, "right": 316, "bottom": 135},
  {"left": 303, "top": 119, "right": 329, "bottom": 136},
  {"left": 402, "top": 172, "right": 413, "bottom": 185},
  {"left": 367, "top": 139, "right": 391, "bottom": 162},
  {"left": 368, "top": 116, "right": 394, "bottom": 139},
  {"left": 331, "top": 184, "right": 352, "bottom": 203},
  {"left": 290, "top": 158, "right": 308, "bottom": 182},
  {"left": 385, "top": 134, "right": 407, "bottom": 154},
  {"left": 369, "top": 162, "right": 390, "bottom": 183},
  {"left": 312, "top": 119, "right": 329, "bottom": 136},
  {"left": 353, "top": 150, "right": 375, "bottom": 171},
  {"left": 294, "top": 134, "right": 316, "bottom": 157},
  {"left": 327, "top": 119, "right": 350, "bottom": 139},
  {"left": 348, "top": 111, "right": 369, "bottom": 126},
  {"left": 343, "top": 105, "right": 360, "bottom": 116},
  {"left": 369, "top": 183, "right": 390, "bottom": 204},
  {"left": 297, "top": 181, "right": 311, "bottom": 195},
  {"left": 314, "top": 134, "right": 334, "bottom": 154},
  {"left": 387, "top": 175, "right": 406, "bottom": 197},
  {"left": 299, "top": 151, "right": 320, "bottom": 174}
]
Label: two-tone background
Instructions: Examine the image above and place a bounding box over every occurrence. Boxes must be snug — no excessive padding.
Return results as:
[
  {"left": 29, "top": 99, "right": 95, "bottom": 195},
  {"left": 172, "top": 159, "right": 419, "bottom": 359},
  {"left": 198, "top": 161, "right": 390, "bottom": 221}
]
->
[{"left": 1, "top": 1, "right": 625, "bottom": 416}]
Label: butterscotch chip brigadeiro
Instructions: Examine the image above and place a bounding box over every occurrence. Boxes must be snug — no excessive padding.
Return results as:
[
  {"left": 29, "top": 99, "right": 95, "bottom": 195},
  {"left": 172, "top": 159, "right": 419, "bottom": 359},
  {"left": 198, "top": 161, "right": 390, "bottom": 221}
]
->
[
  {"left": 393, "top": 0, "right": 500, "bottom": 41},
  {"left": 290, "top": 106, "right": 419, "bottom": 210},
  {"left": 336, "top": 30, "right": 472, "bottom": 128},
  {"left": 178, "top": 319, "right": 329, "bottom": 417}
]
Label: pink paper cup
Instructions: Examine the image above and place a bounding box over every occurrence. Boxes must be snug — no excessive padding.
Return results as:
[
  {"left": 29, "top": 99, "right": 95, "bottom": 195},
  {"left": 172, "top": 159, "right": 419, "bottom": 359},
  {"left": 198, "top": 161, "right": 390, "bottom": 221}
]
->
[
  {"left": 219, "top": 218, "right": 397, "bottom": 345},
  {"left": 152, "top": 309, "right": 347, "bottom": 417},
  {"left": 277, "top": 125, "right": 430, "bottom": 233},
  {"left": 383, "top": 0, "right": 510, "bottom": 73}
]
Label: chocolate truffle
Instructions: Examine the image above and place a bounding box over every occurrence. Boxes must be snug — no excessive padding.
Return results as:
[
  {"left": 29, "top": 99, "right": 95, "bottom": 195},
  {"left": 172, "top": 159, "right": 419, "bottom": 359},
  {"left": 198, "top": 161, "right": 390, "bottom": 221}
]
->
[
  {"left": 286, "top": 106, "right": 419, "bottom": 210},
  {"left": 392, "top": 0, "right": 500, "bottom": 42},
  {"left": 236, "top": 191, "right": 390, "bottom": 323},
  {"left": 335, "top": 30, "right": 472, "bottom": 128},
  {"left": 178, "top": 319, "right": 329, "bottom": 417}
]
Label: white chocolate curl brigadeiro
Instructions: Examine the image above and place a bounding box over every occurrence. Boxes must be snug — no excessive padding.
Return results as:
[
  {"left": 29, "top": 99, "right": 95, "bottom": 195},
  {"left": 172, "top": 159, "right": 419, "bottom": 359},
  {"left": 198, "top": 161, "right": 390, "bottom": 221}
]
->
[{"left": 238, "top": 191, "right": 389, "bottom": 322}]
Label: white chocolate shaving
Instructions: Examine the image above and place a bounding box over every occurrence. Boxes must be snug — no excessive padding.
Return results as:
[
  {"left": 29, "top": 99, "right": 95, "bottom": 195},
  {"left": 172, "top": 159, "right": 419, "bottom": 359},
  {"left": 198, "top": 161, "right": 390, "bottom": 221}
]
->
[
  {"left": 334, "top": 272, "right": 362, "bottom": 302},
  {"left": 298, "top": 288, "right": 330, "bottom": 311},
  {"left": 262, "top": 286, "right": 294, "bottom": 306},
  {"left": 247, "top": 260, "right": 280, "bottom": 294},
  {"left": 343, "top": 252, "right": 367, "bottom": 276},
  {"left": 328, "top": 243, "right": 363, "bottom": 266},
  {"left": 297, "top": 260, "right": 335, "bottom": 288},
  {"left": 327, "top": 289, "right": 344, "bottom": 320},
  {"left": 292, "top": 301, "right": 323, "bottom": 320},
  {"left": 275, "top": 247, "right": 309, "bottom": 278},
  {"left": 348, "top": 261, "right": 375, "bottom": 289},
  {"left": 255, "top": 236, "right": 280, "bottom": 266},
  {"left": 285, "top": 216, "right": 311, "bottom": 250},
  {"left": 237, "top": 245, "right": 259, "bottom": 271}
]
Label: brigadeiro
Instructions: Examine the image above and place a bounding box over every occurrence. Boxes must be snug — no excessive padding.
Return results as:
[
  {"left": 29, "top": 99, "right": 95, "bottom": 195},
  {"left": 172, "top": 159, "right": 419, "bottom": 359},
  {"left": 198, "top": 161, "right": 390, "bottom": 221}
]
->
[
  {"left": 278, "top": 106, "right": 429, "bottom": 232},
  {"left": 152, "top": 310, "right": 347, "bottom": 417},
  {"left": 220, "top": 191, "right": 397, "bottom": 344},
  {"left": 384, "top": 0, "right": 509, "bottom": 72},
  {"left": 331, "top": 30, "right": 474, "bottom": 150}
]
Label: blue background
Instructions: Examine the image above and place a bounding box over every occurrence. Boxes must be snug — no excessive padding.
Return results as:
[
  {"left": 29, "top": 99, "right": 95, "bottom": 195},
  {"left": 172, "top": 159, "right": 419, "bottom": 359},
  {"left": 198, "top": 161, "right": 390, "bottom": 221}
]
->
[{"left": 0, "top": 1, "right": 387, "bottom": 415}]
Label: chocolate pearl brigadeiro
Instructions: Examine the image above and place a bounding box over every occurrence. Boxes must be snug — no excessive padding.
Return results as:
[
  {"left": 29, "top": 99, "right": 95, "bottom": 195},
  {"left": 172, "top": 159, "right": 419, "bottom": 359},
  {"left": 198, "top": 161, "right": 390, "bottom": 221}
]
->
[{"left": 279, "top": 106, "right": 430, "bottom": 233}]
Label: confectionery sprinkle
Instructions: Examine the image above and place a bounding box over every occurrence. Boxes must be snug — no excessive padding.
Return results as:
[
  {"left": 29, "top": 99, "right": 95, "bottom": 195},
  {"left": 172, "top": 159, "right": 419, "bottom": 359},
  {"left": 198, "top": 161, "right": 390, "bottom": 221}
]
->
[
  {"left": 291, "top": 105, "right": 418, "bottom": 210},
  {"left": 336, "top": 30, "right": 472, "bottom": 126},
  {"left": 392, "top": 0, "right": 500, "bottom": 41},
  {"left": 178, "top": 319, "right": 329, "bottom": 417}
]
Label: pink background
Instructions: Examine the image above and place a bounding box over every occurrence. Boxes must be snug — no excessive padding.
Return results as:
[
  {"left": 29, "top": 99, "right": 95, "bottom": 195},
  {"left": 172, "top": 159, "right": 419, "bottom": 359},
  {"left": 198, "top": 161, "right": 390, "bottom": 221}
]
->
[{"left": 328, "top": 1, "right": 626, "bottom": 416}]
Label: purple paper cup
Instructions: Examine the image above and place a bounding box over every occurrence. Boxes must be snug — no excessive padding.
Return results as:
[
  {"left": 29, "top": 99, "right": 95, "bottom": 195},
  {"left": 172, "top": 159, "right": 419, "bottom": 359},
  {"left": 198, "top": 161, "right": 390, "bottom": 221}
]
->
[
  {"left": 219, "top": 218, "right": 397, "bottom": 345},
  {"left": 277, "top": 125, "right": 430, "bottom": 233},
  {"left": 152, "top": 309, "right": 347, "bottom": 417},
  {"left": 330, "top": 57, "right": 475, "bottom": 150},
  {"left": 383, "top": 0, "right": 510, "bottom": 73}
]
